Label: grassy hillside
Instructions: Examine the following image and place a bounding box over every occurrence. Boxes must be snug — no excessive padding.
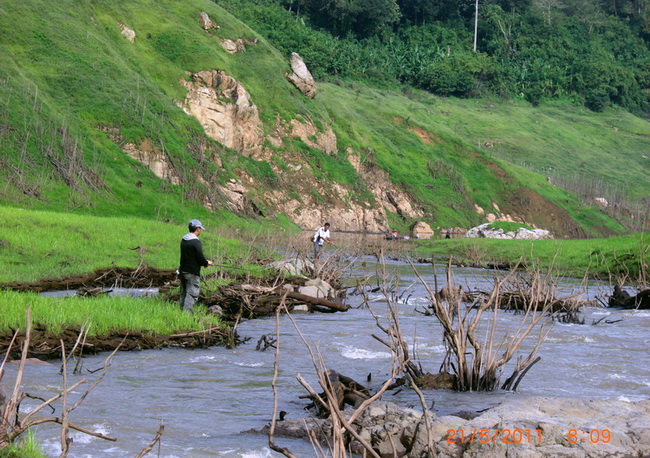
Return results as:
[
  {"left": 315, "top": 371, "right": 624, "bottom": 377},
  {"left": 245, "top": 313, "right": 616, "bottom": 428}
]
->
[
  {"left": 439, "top": 98, "right": 650, "bottom": 202},
  {"left": 317, "top": 82, "right": 630, "bottom": 235},
  {"left": 0, "top": 0, "right": 320, "bottom": 222},
  {"left": 0, "top": 0, "right": 646, "bottom": 237}
]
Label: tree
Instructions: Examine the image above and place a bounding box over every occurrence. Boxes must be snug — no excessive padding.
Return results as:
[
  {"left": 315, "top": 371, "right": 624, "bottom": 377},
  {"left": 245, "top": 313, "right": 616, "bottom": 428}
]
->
[
  {"left": 533, "top": 0, "right": 563, "bottom": 25},
  {"left": 351, "top": 0, "right": 401, "bottom": 36},
  {"left": 300, "top": 0, "right": 400, "bottom": 38}
]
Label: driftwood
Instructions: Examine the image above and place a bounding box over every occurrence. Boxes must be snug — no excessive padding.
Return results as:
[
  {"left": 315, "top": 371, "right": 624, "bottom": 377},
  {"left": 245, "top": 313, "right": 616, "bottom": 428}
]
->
[
  {"left": 301, "top": 370, "right": 370, "bottom": 417},
  {"left": 609, "top": 287, "right": 650, "bottom": 309},
  {"left": 206, "top": 284, "right": 349, "bottom": 319},
  {"left": 496, "top": 291, "right": 593, "bottom": 314}
]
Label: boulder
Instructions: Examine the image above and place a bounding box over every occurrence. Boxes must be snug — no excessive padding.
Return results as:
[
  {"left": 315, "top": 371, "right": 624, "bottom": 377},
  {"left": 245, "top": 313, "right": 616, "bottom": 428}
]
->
[
  {"left": 285, "top": 53, "right": 316, "bottom": 98},
  {"left": 349, "top": 402, "right": 423, "bottom": 457},
  {"left": 299, "top": 278, "right": 333, "bottom": 299},
  {"left": 267, "top": 258, "right": 314, "bottom": 276},
  {"left": 411, "top": 221, "right": 434, "bottom": 239},
  {"left": 514, "top": 226, "right": 552, "bottom": 240},
  {"left": 411, "top": 396, "right": 650, "bottom": 457},
  {"left": 198, "top": 12, "right": 219, "bottom": 31},
  {"left": 178, "top": 70, "right": 264, "bottom": 156},
  {"left": 118, "top": 23, "right": 136, "bottom": 43},
  {"left": 220, "top": 38, "right": 246, "bottom": 54},
  {"left": 259, "top": 397, "right": 650, "bottom": 457},
  {"left": 594, "top": 197, "right": 609, "bottom": 208},
  {"left": 465, "top": 223, "right": 552, "bottom": 240}
]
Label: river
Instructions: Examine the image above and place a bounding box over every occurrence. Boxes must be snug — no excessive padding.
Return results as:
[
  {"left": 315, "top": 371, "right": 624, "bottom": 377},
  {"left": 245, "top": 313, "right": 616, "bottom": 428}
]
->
[{"left": 3, "top": 257, "right": 649, "bottom": 457}]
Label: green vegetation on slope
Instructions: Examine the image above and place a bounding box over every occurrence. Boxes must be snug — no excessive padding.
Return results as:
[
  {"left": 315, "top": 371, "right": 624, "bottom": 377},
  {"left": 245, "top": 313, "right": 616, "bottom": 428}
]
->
[
  {"left": 0, "top": 0, "right": 323, "bottom": 223},
  {"left": 318, "top": 82, "right": 629, "bottom": 236},
  {"left": 0, "top": 0, "right": 644, "bottom": 238},
  {"left": 434, "top": 99, "right": 650, "bottom": 204},
  {"left": 220, "top": 0, "right": 650, "bottom": 112}
]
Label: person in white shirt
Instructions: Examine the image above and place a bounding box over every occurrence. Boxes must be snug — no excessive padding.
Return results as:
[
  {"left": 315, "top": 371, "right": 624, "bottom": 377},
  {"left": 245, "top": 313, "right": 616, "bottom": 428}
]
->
[{"left": 312, "top": 222, "right": 332, "bottom": 259}]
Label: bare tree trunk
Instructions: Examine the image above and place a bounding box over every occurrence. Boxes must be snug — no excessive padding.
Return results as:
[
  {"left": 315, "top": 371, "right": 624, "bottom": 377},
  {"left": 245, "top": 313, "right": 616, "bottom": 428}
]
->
[{"left": 474, "top": 0, "right": 479, "bottom": 51}]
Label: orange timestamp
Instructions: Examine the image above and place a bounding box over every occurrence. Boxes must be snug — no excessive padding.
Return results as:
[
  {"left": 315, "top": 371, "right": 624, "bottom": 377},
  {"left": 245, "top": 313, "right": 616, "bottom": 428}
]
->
[
  {"left": 446, "top": 428, "right": 543, "bottom": 444},
  {"left": 567, "top": 428, "right": 611, "bottom": 444}
]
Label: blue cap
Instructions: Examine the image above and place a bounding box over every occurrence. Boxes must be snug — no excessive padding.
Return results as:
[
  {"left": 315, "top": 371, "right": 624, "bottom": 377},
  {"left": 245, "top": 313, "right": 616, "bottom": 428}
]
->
[{"left": 189, "top": 219, "right": 204, "bottom": 229}]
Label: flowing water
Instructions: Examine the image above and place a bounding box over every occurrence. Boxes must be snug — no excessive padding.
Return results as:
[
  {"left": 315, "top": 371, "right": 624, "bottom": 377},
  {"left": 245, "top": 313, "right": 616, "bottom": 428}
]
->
[{"left": 4, "top": 257, "right": 649, "bottom": 457}]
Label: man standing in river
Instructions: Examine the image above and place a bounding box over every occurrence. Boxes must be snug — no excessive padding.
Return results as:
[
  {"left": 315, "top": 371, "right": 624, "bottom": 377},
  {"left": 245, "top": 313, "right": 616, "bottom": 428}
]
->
[
  {"left": 179, "top": 219, "right": 211, "bottom": 314},
  {"left": 313, "top": 222, "right": 333, "bottom": 261}
]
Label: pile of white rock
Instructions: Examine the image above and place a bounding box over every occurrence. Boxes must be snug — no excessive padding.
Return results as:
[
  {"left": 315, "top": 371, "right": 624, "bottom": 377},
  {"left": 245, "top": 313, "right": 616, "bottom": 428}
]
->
[{"left": 465, "top": 223, "right": 552, "bottom": 240}]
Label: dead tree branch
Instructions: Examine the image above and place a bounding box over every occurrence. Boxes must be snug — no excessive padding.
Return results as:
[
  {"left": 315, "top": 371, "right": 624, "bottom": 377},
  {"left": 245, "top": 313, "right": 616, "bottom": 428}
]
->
[{"left": 136, "top": 420, "right": 165, "bottom": 458}]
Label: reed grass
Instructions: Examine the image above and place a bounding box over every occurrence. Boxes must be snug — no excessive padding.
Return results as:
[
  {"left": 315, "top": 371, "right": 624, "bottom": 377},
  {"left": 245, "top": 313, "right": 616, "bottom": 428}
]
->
[
  {"left": 0, "top": 291, "right": 221, "bottom": 337},
  {"left": 0, "top": 430, "right": 44, "bottom": 458}
]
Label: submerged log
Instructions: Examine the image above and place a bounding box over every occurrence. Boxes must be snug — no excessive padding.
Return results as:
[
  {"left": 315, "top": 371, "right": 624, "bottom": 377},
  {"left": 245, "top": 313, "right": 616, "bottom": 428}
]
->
[
  {"left": 496, "top": 291, "right": 595, "bottom": 314},
  {"left": 609, "top": 288, "right": 650, "bottom": 309},
  {"left": 302, "top": 370, "right": 370, "bottom": 417}
]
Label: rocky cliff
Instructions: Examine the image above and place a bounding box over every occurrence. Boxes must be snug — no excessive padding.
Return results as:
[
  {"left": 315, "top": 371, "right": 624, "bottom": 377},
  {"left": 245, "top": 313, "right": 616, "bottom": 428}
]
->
[{"left": 115, "top": 67, "right": 561, "bottom": 234}]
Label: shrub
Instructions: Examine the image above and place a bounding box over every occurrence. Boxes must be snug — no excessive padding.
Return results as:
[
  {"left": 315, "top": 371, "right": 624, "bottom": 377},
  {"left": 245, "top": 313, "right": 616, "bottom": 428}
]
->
[{"left": 418, "top": 52, "right": 496, "bottom": 97}]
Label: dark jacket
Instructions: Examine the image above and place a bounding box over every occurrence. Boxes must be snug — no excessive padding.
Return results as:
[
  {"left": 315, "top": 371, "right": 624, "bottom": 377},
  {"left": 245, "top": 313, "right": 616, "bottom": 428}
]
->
[{"left": 179, "top": 233, "right": 208, "bottom": 275}]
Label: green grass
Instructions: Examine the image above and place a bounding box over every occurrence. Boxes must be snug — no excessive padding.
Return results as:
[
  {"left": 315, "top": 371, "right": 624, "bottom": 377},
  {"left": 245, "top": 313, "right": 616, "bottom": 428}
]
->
[
  {"left": 427, "top": 97, "right": 650, "bottom": 203},
  {"left": 488, "top": 222, "right": 534, "bottom": 232},
  {"left": 317, "top": 82, "right": 633, "bottom": 234},
  {"left": 0, "top": 206, "right": 273, "bottom": 283},
  {"left": 0, "top": 431, "right": 44, "bottom": 458},
  {"left": 417, "top": 233, "right": 649, "bottom": 279},
  {"left": 0, "top": 291, "right": 221, "bottom": 336},
  {"left": 0, "top": 0, "right": 322, "bottom": 226}
]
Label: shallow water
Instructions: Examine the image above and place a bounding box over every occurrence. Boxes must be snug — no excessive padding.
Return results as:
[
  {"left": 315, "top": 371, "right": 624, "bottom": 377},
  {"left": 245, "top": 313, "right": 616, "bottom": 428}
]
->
[{"left": 5, "top": 257, "right": 649, "bottom": 457}]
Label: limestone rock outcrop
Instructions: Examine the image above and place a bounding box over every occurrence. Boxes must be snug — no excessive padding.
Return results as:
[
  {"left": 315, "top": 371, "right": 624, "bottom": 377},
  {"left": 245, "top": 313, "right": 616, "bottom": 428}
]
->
[
  {"left": 220, "top": 38, "right": 246, "bottom": 53},
  {"left": 466, "top": 223, "right": 552, "bottom": 240},
  {"left": 220, "top": 179, "right": 248, "bottom": 213},
  {"left": 198, "top": 12, "right": 219, "bottom": 32},
  {"left": 178, "top": 70, "right": 264, "bottom": 156},
  {"left": 285, "top": 53, "right": 316, "bottom": 98},
  {"left": 176, "top": 70, "right": 426, "bottom": 232},
  {"left": 268, "top": 116, "right": 337, "bottom": 154},
  {"left": 122, "top": 139, "right": 180, "bottom": 185},
  {"left": 411, "top": 221, "right": 434, "bottom": 239},
  {"left": 118, "top": 23, "right": 135, "bottom": 43}
]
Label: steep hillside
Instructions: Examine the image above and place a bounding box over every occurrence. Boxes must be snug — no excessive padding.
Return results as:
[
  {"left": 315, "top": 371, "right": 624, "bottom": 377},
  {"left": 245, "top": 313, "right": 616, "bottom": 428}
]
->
[{"left": 0, "top": 0, "right": 640, "bottom": 237}]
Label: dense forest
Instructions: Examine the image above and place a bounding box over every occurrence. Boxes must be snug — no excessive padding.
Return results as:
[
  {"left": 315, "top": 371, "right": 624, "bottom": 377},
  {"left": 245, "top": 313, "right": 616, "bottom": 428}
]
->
[{"left": 219, "top": 0, "right": 650, "bottom": 113}]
